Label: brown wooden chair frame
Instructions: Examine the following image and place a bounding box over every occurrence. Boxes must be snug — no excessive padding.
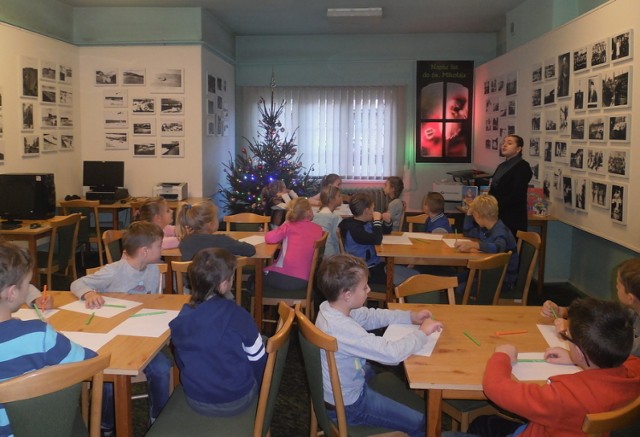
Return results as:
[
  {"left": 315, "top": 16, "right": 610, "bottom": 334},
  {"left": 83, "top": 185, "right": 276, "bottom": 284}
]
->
[
  {"left": 38, "top": 213, "right": 81, "bottom": 290},
  {"left": 223, "top": 213, "right": 271, "bottom": 233},
  {"left": 60, "top": 199, "right": 105, "bottom": 266},
  {"left": 462, "top": 252, "right": 512, "bottom": 305},
  {"left": 102, "top": 229, "right": 126, "bottom": 264},
  {"left": 394, "top": 274, "right": 457, "bottom": 304},
  {"left": 582, "top": 395, "right": 640, "bottom": 436}
]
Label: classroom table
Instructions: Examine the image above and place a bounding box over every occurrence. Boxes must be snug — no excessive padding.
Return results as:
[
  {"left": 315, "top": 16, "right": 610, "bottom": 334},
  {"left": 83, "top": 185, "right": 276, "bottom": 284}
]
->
[
  {"left": 376, "top": 233, "right": 485, "bottom": 301},
  {"left": 40, "top": 291, "right": 189, "bottom": 437},
  {"left": 387, "top": 303, "right": 552, "bottom": 437}
]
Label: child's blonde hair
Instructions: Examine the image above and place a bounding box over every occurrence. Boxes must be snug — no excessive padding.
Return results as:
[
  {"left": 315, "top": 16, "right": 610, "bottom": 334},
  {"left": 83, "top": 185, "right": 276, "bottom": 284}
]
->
[
  {"left": 422, "top": 192, "right": 445, "bottom": 214},
  {"left": 286, "top": 198, "right": 312, "bottom": 222},
  {"left": 470, "top": 194, "right": 499, "bottom": 220},
  {"left": 176, "top": 201, "right": 218, "bottom": 238},
  {"left": 618, "top": 259, "right": 640, "bottom": 300},
  {"left": 139, "top": 197, "right": 167, "bottom": 223}
]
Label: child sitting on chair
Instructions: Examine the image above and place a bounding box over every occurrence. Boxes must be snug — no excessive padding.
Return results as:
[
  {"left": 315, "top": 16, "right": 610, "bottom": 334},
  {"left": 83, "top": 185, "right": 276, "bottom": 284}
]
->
[
  {"left": 311, "top": 185, "right": 343, "bottom": 257},
  {"left": 315, "top": 254, "right": 443, "bottom": 437},
  {"left": 383, "top": 176, "right": 405, "bottom": 232},
  {"left": 139, "top": 196, "right": 179, "bottom": 249},
  {"left": 0, "top": 241, "right": 95, "bottom": 437},
  {"left": 422, "top": 192, "right": 452, "bottom": 234},
  {"left": 169, "top": 247, "right": 266, "bottom": 416}
]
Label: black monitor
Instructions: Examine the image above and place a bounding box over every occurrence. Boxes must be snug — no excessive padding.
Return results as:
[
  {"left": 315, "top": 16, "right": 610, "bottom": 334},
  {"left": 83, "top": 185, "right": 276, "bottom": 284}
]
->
[
  {"left": 0, "top": 173, "right": 56, "bottom": 228},
  {"left": 82, "top": 161, "right": 124, "bottom": 192}
]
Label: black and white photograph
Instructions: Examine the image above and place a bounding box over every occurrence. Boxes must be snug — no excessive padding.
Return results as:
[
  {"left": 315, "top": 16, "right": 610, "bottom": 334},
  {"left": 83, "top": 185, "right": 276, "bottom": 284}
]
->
[
  {"left": 41, "top": 108, "right": 57, "bottom": 128},
  {"left": 217, "top": 77, "right": 222, "bottom": 91},
  {"left": 531, "top": 63, "right": 542, "bottom": 83},
  {"left": 217, "top": 95, "right": 223, "bottom": 110},
  {"left": 207, "top": 99, "right": 215, "bottom": 115},
  {"left": 21, "top": 56, "right": 39, "bottom": 99},
  {"left": 611, "top": 30, "right": 632, "bottom": 63},
  {"left": 0, "top": 140, "right": 4, "bottom": 163},
  {"left": 558, "top": 103, "right": 569, "bottom": 136},
  {"left": 0, "top": 114, "right": 3, "bottom": 138},
  {"left": 59, "top": 87, "right": 73, "bottom": 106},
  {"left": 544, "top": 141, "right": 553, "bottom": 163},
  {"left": 60, "top": 134, "right": 73, "bottom": 151},
  {"left": 544, "top": 57, "right": 556, "bottom": 80},
  {"left": 574, "top": 177, "right": 587, "bottom": 211},
  {"left": 610, "top": 183, "right": 626, "bottom": 224},
  {"left": 531, "top": 112, "right": 541, "bottom": 131},
  {"left": 105, "top": 132, "right": 128, "bottom": 150},
  {"left": 573, "top": 76, "right": 587, "bottom": 111},
  {"left": 104, "top": 109, "right": 128, "bottom": 129},
  {"left": 587, "top": 117, "right": 606, "bottom": 141},
  {"left": 22, "top": 134, "right": 40, "bottom": 156},
  {"left": 586, "top": 74, "right": 601, "bottom": 109},
  {"left": 590, "top": 180, "right": 608, "bottom": 209},
  {"left": 602, "top": 67, "right": 631, "bottom": 108},
  {"left": 557, "top": 52, "right": 570, "bottom": 98},
  {"left": 505, "top": 71, "right": 517, "bottom": 96},
  {"left": 160, "top": 97, "right": 184, "bottom": 114},
  {"left": 41, "top": 84, "right": 56, "bottom": 104},
  {"left": 587, "top": 148, "right": 606, "bottom": 175},
  {"left": 59, "top": 109, "right": 73, "bottom": 128},
  {"left": 543, "top": 83, "right": 555, "bottom": 105},
  {"left": 571, "top": 118, "right": 585, "bottom": 140},
  {"left": 507, "top": 98, "right": 517, "bottom": 116},
  {"left": 42, "top": 132, "right": 59, "bottom": 152},
  {"left": 607, "top": 149, "right": 629, "bottom": 178},
  {"left": 160, "top": 119, "right": 184, "bottom": 136},
  {"left": 207, "top": 117, "right": 215, "bottom": 136},
  {"left": 95, "top": 68, "right": 118, "bottom": 86},
  {"left": 529, "top": 137, "right": 540, "bottom": 157},
  {"left": 104, "top": 89, "right": 127, "bottom": 108},
  {"left": 554, "top": 141, "right": 568, "bottom": 164},
  {"left": 134, "top": 142, "right": 156, "bottom": 157},
  {"left": 122, "top": 69, "right": 146, "bottom": 86},
  {"left": 573, "top": 47, "right": 588, "bottom": 73},
  {"left": 553, "top": 167, "right": 563, "bottom": 200},
  {"left": 161, "top": 139, "right": 184, "bottom": 157},
  {"left": 544, "top": 109, "right": 558, "bottom": 132},
  {"left": 132, "top": 97, "right": 155, "bottom": 114},
  {"left": 207, "top": 74, "right": 216, "bottom": 94},
  {"left": 132, "top": 119, "right": 156, "bottom": 136},
  {"left": 562, "top": 176, "right": 573, "bottom": 208},
  {"left": 569, "top": 146, "right": 585, "bottom": 171},
  {"left": 22, "top": 102, "right": 34, "bottom": 131},
  {"left": 59, "top": 64, "right": 72, "bottom": 84},
  {"left": 532, "top": 88, "right": 542, "bottom": 107},
  {"left": 530, "top": 162, "right": 540, "bottom": 181},
  {"left": 608, "top": 114, "right": 630, "bottom": 142},
  {"left": 40, "top": 60, "right": 57, "bottom": 82},
  {"left": 150, "top": 68, "right": 183, "bottom": 93},
  {"left": 590, "top": 40, "right": 609, "bottom": 68}
]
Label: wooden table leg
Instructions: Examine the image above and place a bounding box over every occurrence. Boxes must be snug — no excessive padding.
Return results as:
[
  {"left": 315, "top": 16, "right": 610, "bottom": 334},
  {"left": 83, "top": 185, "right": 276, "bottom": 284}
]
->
[
  {"left": 385, "top": 256, "right": 395, "bottom": 302},
  {"left": 254, "top": 259, "right": 264, "bottom": 328},
  {"left": 113, "top": 375, "right": 133, "bottom": 437},
  {"left": 427, "top": 388, "right": 443, "bottom": 437}
]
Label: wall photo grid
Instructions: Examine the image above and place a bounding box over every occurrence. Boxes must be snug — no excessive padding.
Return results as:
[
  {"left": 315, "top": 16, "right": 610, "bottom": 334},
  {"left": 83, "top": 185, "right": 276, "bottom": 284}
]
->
[{"left": 483, "top": 29, "right": 633, "bottom": 227}]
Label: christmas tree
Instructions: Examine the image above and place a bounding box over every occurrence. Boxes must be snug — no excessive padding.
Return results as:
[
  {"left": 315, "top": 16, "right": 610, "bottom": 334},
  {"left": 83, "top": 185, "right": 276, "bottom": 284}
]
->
[{"left": 219, "top": 79, "right": 315, "bottom": 214}]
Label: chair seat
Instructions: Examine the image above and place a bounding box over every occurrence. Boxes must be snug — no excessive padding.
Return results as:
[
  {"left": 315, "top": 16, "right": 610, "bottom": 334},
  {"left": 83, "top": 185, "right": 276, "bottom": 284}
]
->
[{"left": 262, "top": 284, "right": 307, "bottom": 301}]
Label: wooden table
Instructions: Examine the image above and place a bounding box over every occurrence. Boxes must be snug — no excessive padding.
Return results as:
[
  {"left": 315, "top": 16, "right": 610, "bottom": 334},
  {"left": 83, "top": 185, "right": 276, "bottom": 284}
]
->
[
  {"left": 43, "top": 291, "right": 189, "bottom": 437},
  {"left": 376, "top": 234, "right": 485, "bottom": 301},
  {"left": 388, "top": 303, "right": 551, "bottom": 437},
  {"left": 161, "top": 231, "right": 278, "bottom": 328}
]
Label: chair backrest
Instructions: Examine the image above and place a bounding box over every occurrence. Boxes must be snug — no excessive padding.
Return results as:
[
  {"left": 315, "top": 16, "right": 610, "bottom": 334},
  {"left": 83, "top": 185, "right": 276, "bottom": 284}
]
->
[
  {"left": 336, "top": 228, "right": 345, "bottom": 254},
  {"left": 462, "top": 252, "right": 512, "bottom": 305},
  {"left": 41, "top": 213, "right": 82, "bottom": 289},
  {"left": 395, "top": 274, "right": 457, "bottom": 305},
  {"left": 102, "top": 229, "right": 126, "bottom": 264},
  {"left": 506, "top": 231, "right": 542, "bottom": 305},
  {"left": 301, "top": 232, "right": 328, "bottom": 313},
  {"left": 85, "top": 266, "right": 102, "bottom": 275},
  {"left": 223, "top": 213, "right": 271, "bottom": 233},
  {"left": 296, "top": 307, "right": 347, "bottom": 437},
  {"left": 582, "top": 395, "right": 640, "bottom": 437},
  {"left": 60, "top": 199, "right": 102, "bottom": 238},
  {"left": 253, "top": 302, "right": 295, "bottom": 437},
  {"left": 448, "top": 217, "right": 456, "bottom": 232},
  {"left": 171, "top": 260, "right": 191, "bottom": 294},
  {"left": 0, "top": 353, "right": 111, "bottom": 437},
  {"left": 405, "top": 214, "right": 427, "bottom": 232},
  {"left": 234, "top": 256, "right": 251, "bottom": 305}
]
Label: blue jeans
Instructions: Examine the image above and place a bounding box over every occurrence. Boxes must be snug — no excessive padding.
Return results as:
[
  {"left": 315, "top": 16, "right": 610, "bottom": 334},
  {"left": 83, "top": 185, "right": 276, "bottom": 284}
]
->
[
  {"left": 328, "top": 384, "right": 425, "bottom": 437},
  {"left": 102, "top": 352, "right": 172, "bottom": 429},
  {"left": 185, "top": 379, "right": 258, "bottom": 417}
]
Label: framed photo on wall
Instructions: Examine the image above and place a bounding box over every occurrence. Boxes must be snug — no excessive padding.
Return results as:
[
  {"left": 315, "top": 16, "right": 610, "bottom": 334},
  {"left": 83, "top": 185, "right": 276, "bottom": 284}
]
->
[
  {"left": 607, "top": 149, "right": 629, "bottom": 178},
  {"left": 105, "top": 132, "right": 128, "bottom": 150},
  {"left": 611, "top": 30, "right": 633, "bottom": 63},
  {"left": 590, "top": 40, "right": 609, "bottom": 68},
  {"left": 610, "top": 183, "right": 627, "bottom": 225},
  {"left": 161, "top": 139, "right": 184, "bottom": 157},
  {"left": 133, "top": 142, "right": 156, "bottom": 157},
  {"left": 590, "top": 179, "right": 608, "bottom": 209},
  {"left": 586, "top": 148, "right": 606, "bottom": 175},
  {"left": 608, "top": 114, "right": 630, "bottom": 142},
  {"left": 122, "top": 69, "right": 146, "bottom": 86},
  {"left": 573, "top": 47, "right": 588, "bottom": 73},
  {"left": 95, "top": 68, "right": 118, "bottom": 86}
]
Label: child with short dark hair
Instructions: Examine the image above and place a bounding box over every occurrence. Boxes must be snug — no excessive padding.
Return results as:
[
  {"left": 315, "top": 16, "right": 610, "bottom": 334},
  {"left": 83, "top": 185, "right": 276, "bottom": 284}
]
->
[
  {"left": 315, "top": 254, "right": 443, "bottom": 437},
  {"left": 169, "top": 247, "right": 266, "bottom": 416},
  {"left": 422, "top": 191, "right": 452, "bottom": 234},
  {"left": 139, "top": 196, "right": 179, "bottom": 249},
  {"left": 0, "top": 242, "right": 95, "bottom": 436},
  {"left": 383, "top": 176, "right": 405, "bottom": 231}
]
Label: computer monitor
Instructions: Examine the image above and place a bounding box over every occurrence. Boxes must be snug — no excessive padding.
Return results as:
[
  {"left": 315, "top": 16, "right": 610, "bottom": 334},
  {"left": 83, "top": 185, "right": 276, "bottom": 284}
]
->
[
  {"left": 82, "top": 161, "right": 124, "bottom": 192},
  {"left": 0, "top": 173, "right": 56, "bottom": 228}
]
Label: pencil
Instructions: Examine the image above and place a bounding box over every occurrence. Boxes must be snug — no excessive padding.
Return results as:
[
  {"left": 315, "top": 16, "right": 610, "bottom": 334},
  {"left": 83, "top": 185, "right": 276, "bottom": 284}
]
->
[
  {"left": 85, "top": 312, "right": 95, "bottom": 325},
  {"left": 463, "top": 330, "right": 481, "bottom": 346},
  {"left": 495, "top": 330, "right": 528, "bottom": 336},
  {"left": 103, "top": 304, "right": 127, "bottom": 308},
  {"left": 517, "top": 359, "right": 546, "bottom": 363},
  {"left": 130, "top": 311, "right": 167, "bottom": 318},
  {"left": 33, "top": 305, "right": 46, "bottom": 322}
]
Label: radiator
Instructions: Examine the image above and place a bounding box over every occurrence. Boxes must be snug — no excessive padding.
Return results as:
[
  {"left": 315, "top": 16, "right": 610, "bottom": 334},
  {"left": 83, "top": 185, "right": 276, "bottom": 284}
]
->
[{"left": 341, "top": 187, "right": 388, "bottom": 212}]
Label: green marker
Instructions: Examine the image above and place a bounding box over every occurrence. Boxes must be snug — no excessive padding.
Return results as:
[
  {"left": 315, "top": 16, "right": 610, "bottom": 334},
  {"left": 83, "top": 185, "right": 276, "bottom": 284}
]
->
[
  {"left": 550, "top": 306, "right": 559, "bottom": 319},
  {"left": 517, "top": 359, "right": 546, "bottom": 363},
  {"left": 103, "top": 304, "right": 127, "bottom": 308},
  {"left": 33, "top": 305, "right": 46, "bottom": 322},
  {"left": 463, "top": 330, "right": 481, "bottom": 346},
  {"left": 85, "top": 312, "right": 95, "bottom": 325},
  {"left": 130, "top": 311, "right": 167, "bottom": 318}
]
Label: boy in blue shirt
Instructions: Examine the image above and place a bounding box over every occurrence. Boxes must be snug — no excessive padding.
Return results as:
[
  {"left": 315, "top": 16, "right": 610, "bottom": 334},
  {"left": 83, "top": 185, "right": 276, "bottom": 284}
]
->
[{"left": 422, "top": 192, "right": 453, "bottom": 233}]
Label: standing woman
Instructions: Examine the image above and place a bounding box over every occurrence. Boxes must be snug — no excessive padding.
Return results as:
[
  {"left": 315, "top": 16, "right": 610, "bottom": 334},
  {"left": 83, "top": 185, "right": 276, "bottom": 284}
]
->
[{"left": 489, "top": 134, "right": 532, "bottom": 237}]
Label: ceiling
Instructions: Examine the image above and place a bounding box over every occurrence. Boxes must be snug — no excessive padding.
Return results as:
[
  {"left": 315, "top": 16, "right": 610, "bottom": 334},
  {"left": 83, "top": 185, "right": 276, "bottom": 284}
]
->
[{"left": 58, "top": 0, "right": 530, "bottom": 36}]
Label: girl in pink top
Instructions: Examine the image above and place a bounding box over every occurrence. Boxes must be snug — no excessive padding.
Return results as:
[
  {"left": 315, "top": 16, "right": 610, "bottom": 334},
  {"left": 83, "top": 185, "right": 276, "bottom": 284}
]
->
[
  {"left": 264, "top": 198, "right": 323, "bottom": 290},
  {"left": 139, "top": 197, "right": 179, "bottom": 249}
]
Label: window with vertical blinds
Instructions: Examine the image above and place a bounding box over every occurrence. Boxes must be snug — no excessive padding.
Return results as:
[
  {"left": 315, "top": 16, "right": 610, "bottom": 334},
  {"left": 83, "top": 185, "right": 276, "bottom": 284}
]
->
[{"left": 239, "top": 86, "right": 401, "bottom": 179}]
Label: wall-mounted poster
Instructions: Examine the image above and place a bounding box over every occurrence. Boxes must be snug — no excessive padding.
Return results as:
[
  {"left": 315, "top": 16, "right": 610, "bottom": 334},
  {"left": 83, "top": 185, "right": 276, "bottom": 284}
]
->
[
  {"left": 607, "top": 149, "right": 629, "bottom": 178},
  {"left": 160, "top": 139, "right": 184, "bottom": 157},
  {"left": 104, "top": 90, "right": 127, "bottom": 108},
  {"left": 611, "top": 30, "right": 633, "bottom": 63},
  {"left": 105, "top": 132, "right": 128, "bottom": 150},
  {"left": 557, "top": 52, "right": 570, "bottom": 98},
  {"left": 21, "top": 57, "right": 38, "bottom": 99},
  {"left": 150, "top": 68, "right": 184, "bottom": 93},
  {"left": 133, "top": 141, "right": 156, "bottom": 157},
  {"left": 610, "top": 183, "right": 626, "bottom": 225},
  {"left": 416, "top": 60, "right": 473, "bottom": 163}
]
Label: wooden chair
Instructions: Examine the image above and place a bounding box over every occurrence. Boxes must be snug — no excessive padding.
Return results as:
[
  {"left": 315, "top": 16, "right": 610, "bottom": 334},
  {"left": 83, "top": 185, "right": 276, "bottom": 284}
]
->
[
  {"left": 170, "top": 260, "right": 191, "bottom": 294},
  {"left": 461, "top": 252, "right": 512, "bottom": 305},
  {"left": 147, "top": 302, "right": 295, "bottom": 437},
  {"left": 60, "top": 199, "right": 105, "bottom": 266},
  {"left": 498, "top": 231, "right": 541, "bottom": 306},
  {"left": 224, "top": 212, "right": 270, "bottom": 233},
  {"left": 582, "top": 395, "right": 640, "bottom": 436},
  {"left": 296, "top": 307, "right": 424, "bottom": 437},
  {"left": 102, "top": 229, "right": 125, "bottom": 264},
  {"left": 405, "top": 213, "right": 427, "bottom": 232},
  {"left": 36, "top": 213, "right": 81, "bottom": 290},
  {"left": 394, "top": 274, "right": 457, "bottom": 305},
  {"left": 0, "top": 353, "right": 111, "bottom": 437}
]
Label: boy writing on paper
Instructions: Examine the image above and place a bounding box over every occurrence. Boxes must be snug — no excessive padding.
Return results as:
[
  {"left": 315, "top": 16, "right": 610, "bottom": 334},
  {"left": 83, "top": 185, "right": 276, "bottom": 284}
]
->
[
  {"left": 315, "top": 254, "right": 443, "bottom": 437},
  {"left": 443, "top": 298, "right": 640, "bottom": 437},
  {"left": 70, "top": 221, "right": 171, "bottom": 433},
  {"left": 0, "top": 241, "right": 95, "bottom": 437}
]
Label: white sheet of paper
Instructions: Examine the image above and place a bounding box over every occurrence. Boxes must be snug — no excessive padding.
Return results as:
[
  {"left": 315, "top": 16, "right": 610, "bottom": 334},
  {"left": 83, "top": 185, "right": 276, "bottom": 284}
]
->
[
  {"left": 280, "top": 193, "right": 292, "bottom": 204},
  {"left": 109, "top": 309, "right": 180, "bottom": 338},
  {"left": 383, "top": 324, "right": 442, "bottom": 357},
  {"left": 13, "top": 308, "right": 59, "bottom": 321},
  {"left": 382, "top": 235, "right": 413, "bottom": 245},
  {"left": 240, "top": 235, "right": 266, "bottom": 246},
  {"left": 512, "top": 352, "right": 581, "bottom": 381},
  {"left": 537, "top": 324, "right": 570, "bottom": 348},
  {"left": 442, "top": 238, "right": 471, "bottom": 248},
  {"left": 403, "top": 232, "right": 444, "bottom": 241},
  {"left": 59, "top": 296, "right": 142, "bottom": 317},
  {"left": 61, "top": 331, "right": 116, "bottom": 352}
]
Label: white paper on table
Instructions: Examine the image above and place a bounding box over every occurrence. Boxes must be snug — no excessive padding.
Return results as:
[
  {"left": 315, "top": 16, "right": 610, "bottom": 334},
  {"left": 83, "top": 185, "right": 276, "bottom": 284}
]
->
[
  {"left": 382, "top": 235, "right": 413, "bottom": 245},
  {"left": 61, "top": 331, "right": 116, "bottom": 352},
  {"left": 537, "top": 324, "right": 570, "bottom": 348},
  {"left": 13, "top": 308, "right": 59, "bottom": 321},
  {"left": 240, "top": 235, "right": 266, "bottom": 246},
  {"left": 109, "top": 309, "right": 180, "bottom": 338},
  {"left": 59, "top": 296, "right": 142, "bottom": 317},
  {"left": 442, "top": 238, "right": 471, "bottom": 248},
  {"left": 512, "top": 352, "right": 581, "bottom": 381},
  {"left": 383, "top": 324, "right": 442, "bottom": 357},
  {"left": 403, "top": 232, "right": 444, "bottom": 241}
]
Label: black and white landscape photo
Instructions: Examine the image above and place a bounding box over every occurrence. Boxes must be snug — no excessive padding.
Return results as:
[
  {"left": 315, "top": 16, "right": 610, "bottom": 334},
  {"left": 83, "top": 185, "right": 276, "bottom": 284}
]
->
[
  {"left": 123, "top": 69, "right": 145, "bottom": 86},
  {"left": 95, "top": 68, "right": 118, "bottom": 85}
]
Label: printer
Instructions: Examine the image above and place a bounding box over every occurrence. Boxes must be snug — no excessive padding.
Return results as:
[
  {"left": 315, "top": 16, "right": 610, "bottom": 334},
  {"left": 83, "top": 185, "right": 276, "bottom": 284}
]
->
[{"left": 152, "top": 182, "right": 188, "bottom": 201}]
